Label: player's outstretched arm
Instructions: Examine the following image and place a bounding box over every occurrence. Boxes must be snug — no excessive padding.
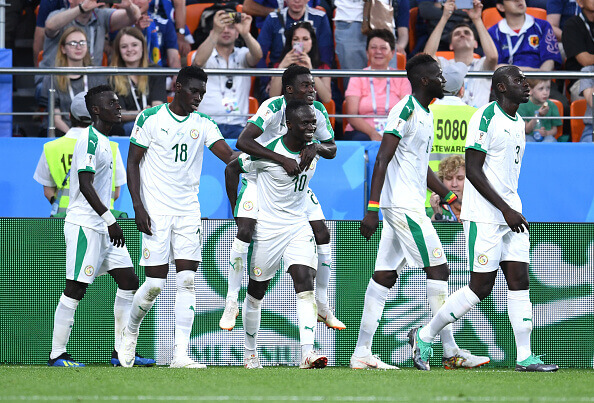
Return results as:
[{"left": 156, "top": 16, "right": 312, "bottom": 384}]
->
[
  {"left": 237, "top": 123, "right": 300, "bottom": 176},
  {"left": 426, "top": 167, "right": 462, "bottom": 210},
  {"left": 224, "top": 158, "right": 242, "bottom": 213},
  {"left": 127, "top": 143, "right": 152, "bottom": 236},
  {"left": 210, "top": 139, "right": 241, "bottom": 165},
  {"left": 299, "top": 140, "right": 336, "bottom": 172},
  {"left": 360, "top": 134, "right": 400, "bottom": 240},
  {"left": 79, "top": 171, "right": 125, "bottom": 247},
  {"left": 465, "top": 148, "right": 529, "bottom": 233}
]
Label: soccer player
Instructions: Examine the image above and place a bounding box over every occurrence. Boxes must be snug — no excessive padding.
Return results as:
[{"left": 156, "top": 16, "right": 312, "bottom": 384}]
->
[
  {"left": 48, "top": 85, "right": 154, "bottom": 368},
  {"left": 409, "top": 66, "right": 559, "bottom": 373},
  {"left": 350, "top": 54, "right": 489, "bottom": 370},
  {"left": 219, "top": 65, "right": 344, "bottom": 332},
  {"left": 118, "top": 66, "right": 237, "bottom": 369},
  {"left": 225, "top": 99, "right": 328, "bottom": 369}
]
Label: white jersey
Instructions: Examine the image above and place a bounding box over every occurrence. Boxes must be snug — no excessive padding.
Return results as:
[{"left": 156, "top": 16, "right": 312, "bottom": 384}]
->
[
  {"left": 461, "top": 101, "right": 525, "bottom": 224},
  {"left": 65, "top": 126, "right": 114, "bottom": 233},
  {"left": 380, "top": 95, "right": 434, "bottom": 210},
  {"left": 238, "top": 136, "right": 319, "bottom": 229},
  {"left": 130, "top": 103, "right": 224, "bottom": 216},
  {"left": 245, "top": 96, "right": 333, "bottom": 183}
]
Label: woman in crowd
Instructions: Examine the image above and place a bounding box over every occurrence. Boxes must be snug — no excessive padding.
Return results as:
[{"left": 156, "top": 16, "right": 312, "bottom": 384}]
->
[
  {"left": 268, "top": 21, "right": 332, "bottom": 103},
  {"left": 109, "top": 27, "right": 166, "bottom": 136},
  {"left": 343, "top": 29, "right": 412, "bottom": 141}
]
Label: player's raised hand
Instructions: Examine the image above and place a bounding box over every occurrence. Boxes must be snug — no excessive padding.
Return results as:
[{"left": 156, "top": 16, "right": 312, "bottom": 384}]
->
[
  {"left": 360, "top": 211, "right": 380, "bottom": 240},
  {"left": 108, "top": 222, "right": 126, "bottom": 247},
  {"left": 134, "top": 205, "right": 153, "bottom": 236},
  {"left": 503, "top": 208, "right": 529, "bottom": 233},
  {"left": 281, "top": 156, "right": 301, "bottom": 176},
  {"left": 299, "top": 143, "right": 318, "bottom": 172}
]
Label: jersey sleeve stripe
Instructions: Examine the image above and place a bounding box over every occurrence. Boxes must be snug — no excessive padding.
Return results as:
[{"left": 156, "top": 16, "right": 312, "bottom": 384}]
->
[
  {"left": 78, "top": 167, "right": 95, "bottom": 173},
  {"left": 130, "top": 137, "right": 148, "bottom": 149},
  {"left": 399, "top": 96, "right": 415, "bottom": 121},
  {"left": 208, "top": 138, "right": 224, "bottom": 150},
  {"left": 248, "top": 116, "right": 265, "bottom": 131},
  {"left": 479, "top": 103, "right": 496, "bottom": 132},
  {"left": 384, "top": 130, "right": 403, "bottom": 139},
  {"left": 467, "top": 143, "right": 487, "bottom": 153},
  {"left": 87, "top": 128, "right": 98, "bottom": 155}
]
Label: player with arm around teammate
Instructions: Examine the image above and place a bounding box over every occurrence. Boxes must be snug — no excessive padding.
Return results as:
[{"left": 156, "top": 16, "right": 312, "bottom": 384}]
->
[
  {"left": 409, "top": 66, "right": 559, "bottom": 373},
  {"left": 351, "top": 54, "right": 489, "bottom": 370},
  {"left": 48, "top": 85, "right": 154, "bottom": 367},
  {"left": 225, "top": 99, "right": 328, "bottom": 369},
  {"left": 118, "top": 66, "right": 237, "bottom": 369},
  {"left": 220, "top": 65, "right": 344, "bottom": 332}
]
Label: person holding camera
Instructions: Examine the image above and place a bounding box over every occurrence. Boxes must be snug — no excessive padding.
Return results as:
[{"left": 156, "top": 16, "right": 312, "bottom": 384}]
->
[
  {"left": 268, "top": 21, "right": 332, "bottom": 103},
  {"left": 192, "top": 9, "right": 262, "bottom": 139}
]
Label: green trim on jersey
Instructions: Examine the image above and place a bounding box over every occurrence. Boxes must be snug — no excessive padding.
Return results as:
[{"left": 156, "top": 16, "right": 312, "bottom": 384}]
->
[
  {"left": 468, "top": 221, "right": 478, "bottom": 272},
  {"left": 87, "top": 127, "right": 98, "bottom": 155},
  {"left": 208, "top": 139, "right": 223, "bottom": 150},
  {"left": 412, "top": 96, "right": 429, "bottom": 114},
  {"left": 265, "top": 137, "right": 282, "bottom": 151},
  {"left": 234, "top": 178, "right": 248, "bottom": 217},
  {"left": 280, "top": 136, "right": 300, "bottom": 155},
  {"left": 479, "top": 103, "right": 497, "bottom": 132},
  {"left": 313, "top": 101, "right": 335, "bottom": 139},
  {"left": 74, "top": 227, "right": 88, "bottom": 281},
  {"left": 384, "top": 130, "right": 403, "bottom": 139},
  {"left": 467, "top": 143, "right": 488, "bottom": 153},
  {"left": 249, "top": 116, "right": 265, "bottom": 131},
  {"left": 405, "top": 214, "right": 430, "bottom": 267},
  {"left": 196, "top": 111, "right": 219, "bottom": 125},
  {"left": 246, "top": 240, "right": 255, "bottom": 271},
  {"left": 238, "top": 157, "right": 248, "bottom": 174},
  {"left": 268, "top": 97, "right": 285, "bottom": 113},
  {"left": 166, "top": 104, "right": 191, "bottom": 123},
  {"left": 130, "top": 138, "right": 148, "bottom": 149},
  {"left": 135, "top": 104, "right": 164, "bottom": 128},
  {"left": 385, "top": 96, "right": 415, "bottom": 138},
  {"left": 495, "top": 101, "right": 518, "bottom": 121}
]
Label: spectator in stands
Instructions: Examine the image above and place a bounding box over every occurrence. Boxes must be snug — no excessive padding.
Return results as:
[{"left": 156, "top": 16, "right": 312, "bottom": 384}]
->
[
  {"left": 517, "top": 78, "right": 561, "bottom": 142},
  {"left": 427, "top": 155, "right": 465, "bottom": 222},
  {"left": 562, "top": 0, "right": 594, "bottom": 100},
  {"left": 39, "top": 27, "right": 107, "bottom": 136},
  {"left": 193, "top": 10, "right": 262, "bottom": 139},
  {"left": 269, "top": 21, "right": 332, "bottom": 103},
  {"left": 145, "top": 0, "right": 191, "bottom": 59},
  {"left": 108, "top": 27, "right": 167, "bottom": 137},
  {"left": 424, "top": 0, "right": 497, "bottom": 108},
  {"left": 34, "top": 0, "right": 69, "bottom": 66},
  {"left": 334, "top": 0, "right": 409, "bottom": 84},
  {"left": 547, "top": 0, "right": 581, "bottom": 45},
  {"left": 577, "top": 65, "right": 594, "bottom": 142},
  {"left": 243, "top": 0, "right": 321, "bottom": 30},
  {"left": 343, "top": 29, "right": 412, "bottom": 141}
]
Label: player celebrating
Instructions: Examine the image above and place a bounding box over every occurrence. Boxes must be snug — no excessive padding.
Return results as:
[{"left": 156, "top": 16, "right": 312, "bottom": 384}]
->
[
  {"left": 225, "top": 99, "right": 328, "bottom": 369},
  {"left": 409, "top": 66, "right": 559, "bottom": 373},
  {"left": 118, "top": 66, "right": 237, "bottom": 369},
  {"left": 48, "top": 85, "right": 154, "bottom": 368},
  {"left": 219, "top": 65, "right": 343, "bottom": 332},
  {"left": 351, "top": 54, "right": 489, "bottom": 370}
]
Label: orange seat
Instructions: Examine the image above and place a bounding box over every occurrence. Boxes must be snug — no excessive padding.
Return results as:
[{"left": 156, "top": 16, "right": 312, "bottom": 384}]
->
[
  {"left": 435, "top": 51, "right": 481, "bottom": 60},
  {"left": 548, "top": 98, "right": 564, "bottom": 139},
  {"left": 323, "top": 99, "right": 335, "bottom": 129},
  {"left": 38, "top": 49, "right": 43, "bottom": 65},
  {"left": 570, "top": 99, "right": 587, "bottom": 142},
  {"left": 167, "top": 95, "right": 173, "bottom": 103},
  {"left": 186, "top": 3, "right": 214, "bottom": 35},
  {"left": 186, "top": 49, "right": 196, "bottom": 66},
  {"left": 482, "top": 7, "right": 547, "bottom": 29},
  {"left": 396, "top": 52, "right": 406, "bottom": 70},
  {"left": 408, "top": 7, "right": 418, "bottom": 53},
  {"left": 249, "top": 96, "right": 259, "bottom": 115}
]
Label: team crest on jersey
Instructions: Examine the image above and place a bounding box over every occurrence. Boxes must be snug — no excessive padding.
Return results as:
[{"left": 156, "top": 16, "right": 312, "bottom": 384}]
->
[
  {"left": 143, "top": 248, "right": 150, "bottom": 259},
  {"left": 253, "top": 267, "right": 262, "bottom": 277},
  {"left": 478, "top": 254, "right": 489, "bottom": 265},
  {"left": 243, "top": 201, "right": 254, "bottom": 211},
  {"left": 190, "top": 129, "right": 199, "bottom": 139},
  {"left": 84, "top": 265, "right": 94, "bottom": 276},
  {"left": 432, "top": 248, "right": 443, "bottom": 258},
  {"left": 528, "top": 35, "right": 539, "bottom": 49}
]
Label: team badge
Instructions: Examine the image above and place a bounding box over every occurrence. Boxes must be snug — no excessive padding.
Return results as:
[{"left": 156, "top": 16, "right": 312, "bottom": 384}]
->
[
  {"left": 190, "top": 129, "right": 199, "bottom": 139},
  {"left": 84, "top": 265, "right": 94, "bottom": 276},
  {"left": 528, "top": 35, "right": 539, "bottom": 49},
  {"left": 143, "top": 248, "right": 150, "bottom": 259},
  {"left": 243, "top": 201, "right": 254, "bottom": 211},
  {"left": 253, "top": 267, "right": 262, "bottom": 277},
  {"left": 432, "top": 248, "right": 443, "bottom": 258},
  {"left": 478, "top": 254, "right": 489, "bottom": 265}
]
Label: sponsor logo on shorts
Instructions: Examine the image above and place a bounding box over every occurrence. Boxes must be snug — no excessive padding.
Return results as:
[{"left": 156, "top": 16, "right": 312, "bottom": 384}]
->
[
  {"left": 432, "top": 248, "right": 443, "bottom": 258},
  {"left": 243, "top": 201, "right": 254, "bottom": 211},
  {"left": 84, "top": 265, "right": 94, "bottom": 276},
  {"left": 253, "top": 267, "right": 262, "bottom": 277},
  {"left": 478, "top": 254, "right": 489, "bottom": 265},
  {"left": 190, "top": 129, "right": 199, "bottom": 139},
  {"left": 143, "top": 248, "right": 150, "bottom": 259}
]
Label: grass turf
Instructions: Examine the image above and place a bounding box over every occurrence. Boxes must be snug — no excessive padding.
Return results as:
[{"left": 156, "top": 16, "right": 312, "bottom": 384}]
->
[{"left": 0, "top": 366, "right": 592, "bottom": 402}]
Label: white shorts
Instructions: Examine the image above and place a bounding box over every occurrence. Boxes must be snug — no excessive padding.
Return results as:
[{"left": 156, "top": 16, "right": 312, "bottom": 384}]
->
[
  {"left": 375, "top": 207, "right": 447, "bottom": 273},
  {"left": 140, "top": 215, "right": 202, "bottom": 266},
  {"left": 235, "top": 179, "right": 325, "bottom": 221},
  {"left": 248, "top": 223, "right": 318, "bottom": 282},
  {"left": 64, "top": 222, "right": 133, "bottom": 284},
  {"left": 463, "top": 220, "right": 530, "bottom": 273}
]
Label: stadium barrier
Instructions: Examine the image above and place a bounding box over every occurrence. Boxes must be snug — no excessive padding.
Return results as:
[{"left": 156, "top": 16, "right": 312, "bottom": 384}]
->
[{"left": 1, "top": 218, "right": 592, "bottom": 368}]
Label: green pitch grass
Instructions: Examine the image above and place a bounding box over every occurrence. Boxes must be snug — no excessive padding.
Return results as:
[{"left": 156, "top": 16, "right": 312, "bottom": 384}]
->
[{"left": 0, "top": 366, "right": 592, "bottom": 402}]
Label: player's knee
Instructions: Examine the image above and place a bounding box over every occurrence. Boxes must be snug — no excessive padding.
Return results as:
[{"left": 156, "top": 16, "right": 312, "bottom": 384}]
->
[
  {"left": 64, "top": 280, "right": 88, "bottom": 301},
  {"left": 247, "top": 279, "right": 268, "bottom": 300},
  {"left": 116, "top": 271, "right": 139, "bottom": 291},
  {"left": 372, "top": 271, "right": 398, "bottom": 288},
  {"left": 236, "top": 219, "right": 256, "bottom": 243},
  {"left": 144, "top": 277, "right": 166, "bottom": 301},
  {"left": 310, "top": 222, "right": 330, "bottom": 245},
  {"left": 470, "top": 283, "right": 493, "bottom": 301},
  {"left": 176, "top": 270, "right": 195, "bottom": 293}
]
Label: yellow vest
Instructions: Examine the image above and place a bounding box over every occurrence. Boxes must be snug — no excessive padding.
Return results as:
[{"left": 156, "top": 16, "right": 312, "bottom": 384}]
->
[{"left": 44, "top": 136, "right": 119, "bottom": 216}]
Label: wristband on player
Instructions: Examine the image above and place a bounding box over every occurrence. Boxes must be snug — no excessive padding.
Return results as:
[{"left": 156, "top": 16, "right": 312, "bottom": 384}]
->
[
  {"left": 444, "top": 191, "right": 458, "bottom": 205},
  {"left": 367, "top": 201, "right": 380, "bottom": 212},
  {"left": 101, "top": 210, "right": 116, "bottom": 226}
]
